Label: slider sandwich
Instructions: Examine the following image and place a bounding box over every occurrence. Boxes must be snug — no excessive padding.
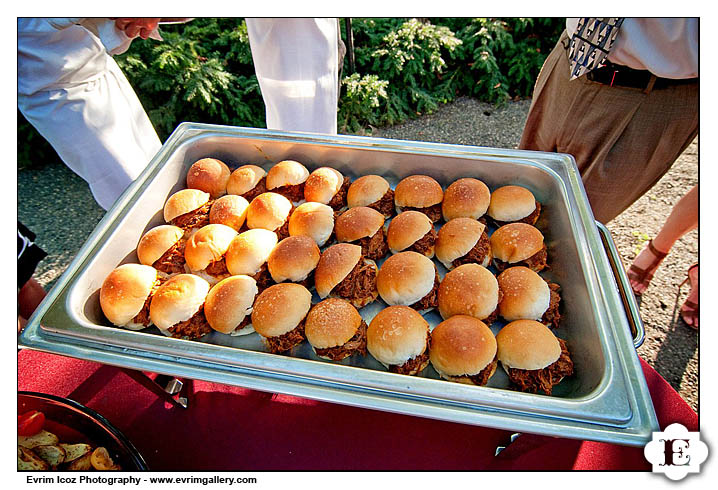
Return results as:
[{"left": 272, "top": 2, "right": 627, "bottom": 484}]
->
[
  {"left": 367, "top": 305, "right": 431, "bottom": 376},
  {"left": 315, "top": 243, "right": 378, "bottom": 308},
  {"left": 305, "top": 298, "right": 367, "bottom": 361},
  {"left": 497, "top": 266, "right": 561, "bottom": 328},
  {"left": 487, "top": 185, "right": 541, "bottom": 227},
  {"left": 288, "top": 201, "right": 335, "bottom": 247},
  {"left": 209, "top": 194, "right": 249, "bottom": 231},
  {"left": 184, "top": 224, "right": 238, "bottom": 285},
  {"left": 377, "top": 251, "right": 440, "bottom": 313},
  {"left": 246, "top": 192, "right": 294, "bottom": 240},
  {"left": 496, "top": 320, "right": 574, "bottom": 395},
  {"left": 100, "top": 264, "right": 165, "bottom": 330},
  {"left": 204, "top": 275, "right": 258, "bottom": 336},
  {"left": 149, "top": 273, "right": 212, "bottom": 340},
  {"left": 437, "top": 263, "right": 501, "bottom": 324},
  {"left": 490, "top": 223, "right": 547, "bottom": 272},
  {"left": 335, "top": 206, "right": 388, "bottom": 261},
  {"left": 265, "top": 160, "right": 310, "bottom": 203},
  {"left": 442, "top": 178, "right": 491, "bottom": 222},
  {"left": 429, "top": 315, "right": 498, "bottom": 386},
  {"left": 137, "top": 225, "right": 186, "bottom": 275},
  {"left": 227, "top": 164, "right": 267, "bottom": 203},
  {"left": 304, "top": 166, "right": 351, "bottom": 211},
  {"left": 251, "top": 283, "right": 312, "bottom": 354},
  {"left": 267, "top": 235, "right": 321, "bottom": 288},
  {"left": 347, "top": 174, "right": 395, "bottom": 219},
  {"left": 386, "top": 210, "right": 436, "bottom": 258},
  {"left": 163, "top": 189, "right": 213, "bottom": 236},
  {"left": 225, "top": 228, "right": 278, "bottom": 294},
  {"left": 186, "top": 158, "right": 231, "bottom": 199},
  {"left": 394, "top": 174, "right": 444, "bottom": 223},
  {"left": 435, "top": 217, "right": 491, "bottom": 270}
]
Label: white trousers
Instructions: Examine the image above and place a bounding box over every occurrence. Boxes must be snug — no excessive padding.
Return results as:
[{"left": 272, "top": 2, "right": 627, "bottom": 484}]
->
[{"left": 246, "top": 18, "right": 339, "bottom": 135}]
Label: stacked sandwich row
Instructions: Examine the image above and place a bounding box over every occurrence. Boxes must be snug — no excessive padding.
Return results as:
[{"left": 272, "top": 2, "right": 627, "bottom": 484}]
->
[{"left": 99, "top": 158, "right": 573, "bottom": 395}]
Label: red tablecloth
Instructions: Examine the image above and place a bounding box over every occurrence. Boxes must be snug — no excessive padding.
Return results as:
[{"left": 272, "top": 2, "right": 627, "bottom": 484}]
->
[{"left": 17, "top": 349, "right": 697, "bottom": 471}]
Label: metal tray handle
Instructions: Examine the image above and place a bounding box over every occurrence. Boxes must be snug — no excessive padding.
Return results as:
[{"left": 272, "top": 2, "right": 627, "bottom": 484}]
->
[{"left": 595, "top": 221, "right": 645, "bottom": 349}]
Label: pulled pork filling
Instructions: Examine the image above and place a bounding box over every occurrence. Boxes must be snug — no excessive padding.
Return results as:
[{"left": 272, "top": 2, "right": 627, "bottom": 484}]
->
[
  {"left": 506, "top": 338, "right": 573, "bottom": 395},
  {"left": 451, "top": 231, "right": 491, "bottom": 268},
  {"left": 273, "top": 212, "right": 292, "bottom": 241},
  {"left": 492, "top": 201, "right": 541, "bottom": 227},
  {"left": 410, "top": 271, "right": 440, "bottom": 311},
  {"left": 401, "top": 202, "right": 443, "bottom": 223},
  {"left": 131, "top": 277, "right": 167, "bottom": 327},
  {"left": 314, "top": 321, "right": 368, "bottom": 361},
  {"left": 454, "top": 355, "right": 498, "bottom": 386},
  {"left": 542, "top": 282, "right": 561, "bottom": 328},
  {"left": 494, "top": 244, "right": 548, "bottom": 273},
  {"left": 358, "top": 227, "right": 389, "bottom": 261},
  {"left": 152, "top": 239, "right": 186, "bottom": 275},
  {"left": 272, "top": 183, "right": 305, "bottom": 203},
  {"left": 252, "top": 263, "right": 274, "bottom": 294},
  {"left": 332, "top": 258, "right": 377, "bottom": 305},
  {"left": 241, "top": 176, "right": 267, "bottom": 203},
  {"left": 265, "top": 319, "right": 306, "bottom": 354},
  {"left": 170, "top": 200, "right": 213, "bottom": 231},
  {"left": 389, "top": 334, "right": 431, "bottom": 375},
  {"left": 168, "top": 305, "right": 212, "bottom": 340},
  {"left": 407, "top": 228, "right": 436, "bottom": 256},
  {"left": 204, "top": 257, "right": 229, "bottom": 278},
  {"left": 327, "top": 177, "right": 351, "bottom": 211},
  {"left": 367, "top": 189, "right": 395, "bottom": 218}
]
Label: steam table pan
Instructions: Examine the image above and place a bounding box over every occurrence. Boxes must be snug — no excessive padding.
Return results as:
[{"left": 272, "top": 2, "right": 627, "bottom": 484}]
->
[{"left": 20, "top": 123, "right": 658, "bottom": 447}]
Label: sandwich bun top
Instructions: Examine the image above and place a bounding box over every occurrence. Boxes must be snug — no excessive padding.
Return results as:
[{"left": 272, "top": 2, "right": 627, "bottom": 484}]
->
[
  {"left": 266, "top": 160, "right": 309, "bottom": 190},
  {"left": 288, "top": 201, "right": 335, "bottom": 247},
  {"left": 496, "top": 319, "right": 561, "bottom": 370},
  {"left": 437, "top": 263, "right": 499, "bottom": 321},
  {"left": 367, "top": 305, "right": 430, "bottom": 366},
  {"left": 100, "top": 264, "right": 159, "bottom": 327},
  {"left": 184, "top": 224, "right": 238, "bottom": 272},
  {"left": 227, "top": 165, "right": 266, "bottom": 196},
  {"left": 376, "top": 251, "right": 436, "bottom": 306},
  {"left": 305, "top": 298, "right": 363, "bottom": 349},
  {"left": 137, "top": 225, "right": 184, "bottom": 267},
  {"left": 429, "top": 315, "right": 497, "bottom": 377},
  {"left": 435, "top": 217, "right": 487, "bottom": 269},
  {"left": 442, "top": 178, "right": 491, "bottom": 221},
  {"left": 497, "top": 266, "right": 551, "bottom": 321},
  {"left": 251, "top": 283, "right": 312, "bottom": 338},
  {"left": 225, "top": 228, "right": 278, "bottom": 276},
  {"left": 204, "top": 275, "right": 258, "bottom": 335},
  {"left": 163, "top": 189, "right": 211, "bottom": 223},
  {"left": 149, "top": 273, "right": 211, "bottom": 332},
  {"left": 209, "top": 194, "right": 249, "bottom": 231},
  {"left": 347, "top": 174, "right": 391, "bottom": 208},
  {"left": 386, "top": 210, "right": 434, "bottom": 253},
  {"left": 490, "top": 223, "right": 544, "bottom": 263},
  {"left": 304, "top": 167, "right": 345, "bottom": 204},
  {"left": 314, "top": 243, "right": 363, "bottom": 299},
  {"left": 487, "top": 185, "right": 537, "bottom": 222},
  {"left": 394, "top": 175, "right": 443, "bottom": 208},
  {"left": 246, "top": 192, "right": 293, "bottom": 232},
  {"left": 268, "top": 235, "right": 321, "bottom": 283},
  {"left": 335, "top": 206, "right": 385, "bottom": 242},
  {"left": 186, "top": 158, "right": 231, "bottom": 199}
]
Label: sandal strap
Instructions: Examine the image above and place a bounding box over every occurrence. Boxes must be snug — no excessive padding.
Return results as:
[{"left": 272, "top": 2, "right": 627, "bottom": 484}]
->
[
  {"left": 682, "top": 299, "right": 699, "bottom": 310},
  {"left": 647, "top": 240, "right": 669, "bottom": 260}
]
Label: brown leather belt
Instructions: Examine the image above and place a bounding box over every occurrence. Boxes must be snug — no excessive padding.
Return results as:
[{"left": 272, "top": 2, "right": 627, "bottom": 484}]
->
[{"left": 587, "top": 61, "right": 698, "bottom": 91}]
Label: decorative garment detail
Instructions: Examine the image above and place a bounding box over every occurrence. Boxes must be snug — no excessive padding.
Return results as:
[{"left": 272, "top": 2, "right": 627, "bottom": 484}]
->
[{"left": 568, "top": 17, "right": 624, "bottom": 80}]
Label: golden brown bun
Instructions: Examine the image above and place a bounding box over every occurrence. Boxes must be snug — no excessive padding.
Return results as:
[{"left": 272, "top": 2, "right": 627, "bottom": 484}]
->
[
  {"left": 430, "top": 315, "right": 497, "bottom": 377},
  {"left": 367, "top": 305, "right": 429, "bottom": 367},
  {"left": 209, "top": 195, "right": 249, "bottom": 231},
  {"left": 225, "top": 228, "right": 278, "bottom": 276},
  {"left": 490, "top": 223, "right": 544, "bottom": 263},
  {"left": 149, "top": 274, "right": 210, "bottom": 332},
  {"left": 305, "top": 298, "right": 363, "bottom": 349},
  {"left": 314, "top": 243, "right": 362, "bottom": 299},
  {"left": 487, "top": 185, "right": 537, "bottom": 222},
  {"left": 227, "top": 165, "right": 267, "bottom": 196},
  {"left": 497, "top": 266, "right": 551, "bottom": 321},
  {"left": 246, "top": 192, "right": 293, "bottom": 232},
  {"left": 376, "top": 251, "right": 436, "bottom": 307},
  {"left": 347, "top": 175, "right": 390, "bottom": 208},
  {"left": 496, "top": 319, "right": 561, "bottom": 370},
  {"left": 304, "top": 167, "right": 345, "bottom": 204},
  {"left": 184, "top": 224, "right": 238, "bottom": 272},
  {"left": 137, "top": 225, "right": 184, "bottom": 267},
  {"left": 186, "top": 158, "right": 231, "bottom": 199},
  {"left": 437, "top": 263, "right": 499, "bottom": 321},
  {"left": 268, "top": 235, "right": 321, "bottom": 283},
  {"left": 386, "top": 211, "right": 434, "bottom": 254},
  {"left": 251, "top": 283, "right": 312, "bottom": 338},
  {"left": 442, "top": 178, "right": 490, "bottom": 221},
  {"left": 435, "top": 217, "right": 488, "bottom": 269},
  {"left": 204, "top": 275, "right": 258, "bottom": 335},
  {"left": 288, "top": 202, "right": 335, "bottom": 247},
  {"left": 394, "top": 175, "right": 443, "bottom": 208},
  {"left": 163, "top": 189, "right": 210, "bottom": 223},
  {"left": 100, "top": 264, "right": 159, "bottom": 328},
  {"left": 335, "top": 206, "right": 384, "bottom": 242},
  {"left": 266, "top": 160, "right": 309, "bottom": 189}
]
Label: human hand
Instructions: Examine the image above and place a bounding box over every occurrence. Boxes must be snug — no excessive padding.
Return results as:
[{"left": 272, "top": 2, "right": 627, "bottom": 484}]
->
[{"left": 113, "top": 18, "right": 161, "bottom": 39}]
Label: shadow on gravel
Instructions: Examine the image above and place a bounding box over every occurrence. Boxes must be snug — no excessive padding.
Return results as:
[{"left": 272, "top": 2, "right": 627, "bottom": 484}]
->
[{"left": 653, "top": 291, "right": 698, "bottom": 395}]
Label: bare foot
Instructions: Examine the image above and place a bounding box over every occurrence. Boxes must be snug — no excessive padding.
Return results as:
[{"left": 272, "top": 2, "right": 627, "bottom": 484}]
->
[
  {"left": 628, "top": 241, "right": 669, "bottom": 295},
  {"left": 681, "top": 264, "right": 698, "bottom": 329}
]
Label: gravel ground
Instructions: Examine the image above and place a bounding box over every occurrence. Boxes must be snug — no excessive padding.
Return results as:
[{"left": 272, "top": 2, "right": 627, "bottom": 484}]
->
[{"left": 18, "top": 96, "right": 698, "bottom": 412}]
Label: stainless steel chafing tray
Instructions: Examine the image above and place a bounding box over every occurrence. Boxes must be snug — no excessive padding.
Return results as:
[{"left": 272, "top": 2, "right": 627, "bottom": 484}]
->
[{"left": 20, "top": 123, "right": 658, "bottom": 447}]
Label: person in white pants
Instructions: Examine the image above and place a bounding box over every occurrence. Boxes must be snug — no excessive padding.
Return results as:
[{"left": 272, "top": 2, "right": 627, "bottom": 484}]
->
[
  {"left": 246, "top": 18, "right": 340, "bottom": 135},
  {"left": 18, "top": 18, "right": 162, "bottom": 211}
]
